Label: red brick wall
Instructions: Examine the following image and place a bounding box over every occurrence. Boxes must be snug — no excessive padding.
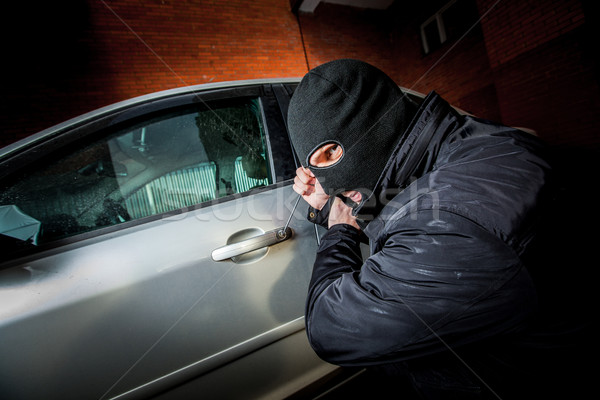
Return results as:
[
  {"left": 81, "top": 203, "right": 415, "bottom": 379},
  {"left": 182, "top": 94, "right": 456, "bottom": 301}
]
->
[
  {"left": 297, "top": 5, "right": 396, "bottom": 74},
  {"left": 1, "top": 0, "right": 598, "bottom": 151},
  {"left": 477, "top": 0, "right": 585, "bottom": 69},
  {"left": 477, "top": 0, "right": 599, "bottom": 148},
  {"left": 88, "top": 0, "right": 307, "bottom": 90},
  {"left": 1, "top": 0, "right": 308, "bottom": 147},
  {"left": 299, "top": 1, "right": 500, "bottom": 120}
]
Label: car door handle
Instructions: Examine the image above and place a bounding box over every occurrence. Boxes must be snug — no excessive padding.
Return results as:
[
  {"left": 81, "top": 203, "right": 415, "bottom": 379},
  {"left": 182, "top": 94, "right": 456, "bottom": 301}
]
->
[{"left": 211, "top": 227, "right": 293, "bottom": 261}]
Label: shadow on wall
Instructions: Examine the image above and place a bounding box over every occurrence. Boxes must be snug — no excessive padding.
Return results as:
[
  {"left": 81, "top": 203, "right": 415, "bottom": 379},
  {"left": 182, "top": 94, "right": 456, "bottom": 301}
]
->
[
  {"left": 0, "top": 1, "right": 111, "bottom": 147},
  {"left": 2, "top": 1, "right": 92, "bottom": 83}
]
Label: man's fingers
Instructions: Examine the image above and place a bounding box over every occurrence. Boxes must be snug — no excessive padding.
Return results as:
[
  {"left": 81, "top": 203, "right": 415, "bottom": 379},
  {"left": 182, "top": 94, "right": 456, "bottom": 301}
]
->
[
  {"left": 295, "top": 167, "right": 315, "bottom": 184},
  {"left": 328, "top": 196, "right": 360, "bottom": 230},
  {"left": 292, "top": 183, "right": 305, "bottom": 196},
  {"left": 293, "top": 178, "right": 315, "bottom": 196},
  {"left": 294, "top": 167, "right": 330, "bottom": 210},
  {"left": 303, "top": 167, "right": 315, "bottom": 177}
]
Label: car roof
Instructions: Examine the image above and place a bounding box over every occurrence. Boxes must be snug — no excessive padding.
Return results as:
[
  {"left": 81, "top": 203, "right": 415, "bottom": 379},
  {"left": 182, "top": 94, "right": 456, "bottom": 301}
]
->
[
  {"left": 0, "top": 78, "right": 302, "bottom": 158},
  {"left": 1, "top": 78, "right": 429, "bottom": 159}
]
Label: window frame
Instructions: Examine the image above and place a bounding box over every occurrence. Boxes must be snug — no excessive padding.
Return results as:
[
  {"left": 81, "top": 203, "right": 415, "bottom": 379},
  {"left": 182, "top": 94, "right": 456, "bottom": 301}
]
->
[
  {"left": 420, "top": 0, "right": 456, "bottom": 55},
  {"left": 0, "top": 83, "right": 297, "bottom": 261}
]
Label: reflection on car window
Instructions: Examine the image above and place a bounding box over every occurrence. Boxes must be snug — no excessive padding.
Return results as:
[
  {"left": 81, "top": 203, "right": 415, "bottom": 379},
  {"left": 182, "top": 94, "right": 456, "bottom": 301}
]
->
[{"left": 0, "top": 98, "right": 271, "bottom": 245}]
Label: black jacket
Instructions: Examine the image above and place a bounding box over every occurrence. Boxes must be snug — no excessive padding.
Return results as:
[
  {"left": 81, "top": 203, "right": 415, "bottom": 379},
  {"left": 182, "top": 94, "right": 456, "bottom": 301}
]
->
[{"left": 305, "top": 92, "right": 563, "bottom": 396}]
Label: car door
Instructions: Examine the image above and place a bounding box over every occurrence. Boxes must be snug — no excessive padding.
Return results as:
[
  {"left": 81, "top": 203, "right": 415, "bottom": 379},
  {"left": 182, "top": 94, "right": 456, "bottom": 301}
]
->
[{"left": 0, "top": 82, "right": 338, "bottom": 399}]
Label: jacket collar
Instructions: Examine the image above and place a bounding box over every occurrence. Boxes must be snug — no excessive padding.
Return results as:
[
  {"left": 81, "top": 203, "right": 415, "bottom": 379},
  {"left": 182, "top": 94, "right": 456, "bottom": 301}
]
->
[{"left": 358, "top": 91, "right": 460, "bottom": 232}]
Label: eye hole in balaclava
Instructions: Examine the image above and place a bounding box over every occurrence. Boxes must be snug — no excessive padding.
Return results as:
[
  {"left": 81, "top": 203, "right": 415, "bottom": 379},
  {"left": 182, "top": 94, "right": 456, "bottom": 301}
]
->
[
  {"left": 287, "top": 59, "right": 417, "bottom": 200},
  {"left": 307, "top": 141, "right": 344, "bottom": 168}
]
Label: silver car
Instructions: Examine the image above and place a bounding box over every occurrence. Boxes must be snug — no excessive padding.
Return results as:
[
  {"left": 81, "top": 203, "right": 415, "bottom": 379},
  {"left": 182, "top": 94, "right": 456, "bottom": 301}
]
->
[{"left": 0, "top": 79, "right": 372, "bottom": 399}]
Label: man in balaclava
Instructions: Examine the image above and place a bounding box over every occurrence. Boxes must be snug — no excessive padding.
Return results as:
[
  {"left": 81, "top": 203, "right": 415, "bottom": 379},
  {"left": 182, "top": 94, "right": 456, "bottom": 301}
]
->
[
  {"left": 287, "top": 59, "right": 588, "bottom": 399},
  {"left": 288, "top": 58, "right": 418, "bottom": 212}
]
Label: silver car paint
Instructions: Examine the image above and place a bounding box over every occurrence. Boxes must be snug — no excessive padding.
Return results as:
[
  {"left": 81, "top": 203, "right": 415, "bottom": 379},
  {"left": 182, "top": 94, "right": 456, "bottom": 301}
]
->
[
  {"left": 0, "top": 80, "right": 341, "bottom": 399},
  {"left": 0, "top": 184, "right": 331, "bottom": 399}
]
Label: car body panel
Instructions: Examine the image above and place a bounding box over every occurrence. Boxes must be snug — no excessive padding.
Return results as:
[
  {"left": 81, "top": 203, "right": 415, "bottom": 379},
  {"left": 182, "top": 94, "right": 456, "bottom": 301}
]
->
[
  {"left": 1, "top": 185, "right": 316, "bottom": 398},
  {"left": 152, "top": 329, "right": 339, "bottom": 400},
  {"left": 0, "top": 80, "right": 344, "bottom": 399}
]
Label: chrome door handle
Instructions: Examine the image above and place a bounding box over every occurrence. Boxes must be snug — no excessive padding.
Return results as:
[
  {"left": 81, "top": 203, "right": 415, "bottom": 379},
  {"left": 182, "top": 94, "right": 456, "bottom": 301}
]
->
[{"left": 211, "top": 227, "right": 293, "bottom": 261}]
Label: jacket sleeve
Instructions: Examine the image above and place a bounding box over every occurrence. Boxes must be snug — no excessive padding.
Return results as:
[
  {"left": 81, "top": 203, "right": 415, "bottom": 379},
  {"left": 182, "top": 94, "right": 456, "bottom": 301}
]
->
[
  {"left": 307, "top": 201, "right": 329, "bottom": 228},
  {"left": 305, "top": 210, "right": 537, "bottom": 366}
]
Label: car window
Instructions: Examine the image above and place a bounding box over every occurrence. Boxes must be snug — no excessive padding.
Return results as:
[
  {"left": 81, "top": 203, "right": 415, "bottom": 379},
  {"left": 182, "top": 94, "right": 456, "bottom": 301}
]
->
[{"left": 0, "top": 98, "right": 271, "bottom": 245}]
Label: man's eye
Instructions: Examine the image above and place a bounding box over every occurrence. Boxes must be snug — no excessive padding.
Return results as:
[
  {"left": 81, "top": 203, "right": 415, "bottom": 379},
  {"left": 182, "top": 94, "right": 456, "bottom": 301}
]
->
[{"left": 327, "top": 145, "right": 338, "bottom": 156}]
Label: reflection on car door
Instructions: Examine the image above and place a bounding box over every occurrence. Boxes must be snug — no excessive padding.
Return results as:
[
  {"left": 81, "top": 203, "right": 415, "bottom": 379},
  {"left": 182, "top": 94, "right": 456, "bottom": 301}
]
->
[{"left": 0, "top": 84, "right": 333, "bottom": 399}]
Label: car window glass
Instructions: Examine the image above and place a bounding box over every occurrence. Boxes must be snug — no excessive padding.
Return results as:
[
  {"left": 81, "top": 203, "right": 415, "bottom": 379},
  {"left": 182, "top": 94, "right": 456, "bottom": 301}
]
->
[{"left": 0, "top": 98, "right": 271, "bottom": 246}]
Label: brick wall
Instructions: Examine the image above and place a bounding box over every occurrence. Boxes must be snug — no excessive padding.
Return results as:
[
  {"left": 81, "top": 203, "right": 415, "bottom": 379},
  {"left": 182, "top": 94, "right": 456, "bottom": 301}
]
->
[
  {"left": 477, "top": 0, "right": 599, "bottom": 148},
  {"left": 298, "top": 1, "right": 500, "bottom": 120},
  {"left": 1, "top": 0, "right": 309, "bottom": 147},
  {"left": 1, "top": 0, "right": 598, "bottom": 151},
  {"left": 477, "top": 0, "right": 586, "bottom": 69}
]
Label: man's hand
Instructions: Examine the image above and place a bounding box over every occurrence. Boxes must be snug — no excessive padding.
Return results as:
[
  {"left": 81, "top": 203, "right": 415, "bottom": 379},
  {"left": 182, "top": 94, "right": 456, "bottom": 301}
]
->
[
  {"left": 293, "top": 167, "right": 330, "bottom": 210},
  {"left": 329, "top": 196, "right": 360, "bottom": 230}
]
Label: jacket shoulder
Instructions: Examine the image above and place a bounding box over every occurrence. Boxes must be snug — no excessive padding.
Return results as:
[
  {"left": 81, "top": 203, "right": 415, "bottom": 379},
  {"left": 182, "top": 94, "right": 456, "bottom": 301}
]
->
[{"left": 370, "top": 118, "right": 551, "bottom": 251}]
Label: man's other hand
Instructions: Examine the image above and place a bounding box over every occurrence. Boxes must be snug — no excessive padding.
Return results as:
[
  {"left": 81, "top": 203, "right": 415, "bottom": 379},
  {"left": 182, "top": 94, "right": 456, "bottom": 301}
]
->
[{"left": 329, "top": 196, "right": 360, "bottom": 230}]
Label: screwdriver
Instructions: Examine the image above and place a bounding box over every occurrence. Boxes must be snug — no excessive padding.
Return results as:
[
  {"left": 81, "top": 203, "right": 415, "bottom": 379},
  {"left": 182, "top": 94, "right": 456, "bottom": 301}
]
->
[{"left": 277, "top": 194, "right": 301, "bottom": 239}]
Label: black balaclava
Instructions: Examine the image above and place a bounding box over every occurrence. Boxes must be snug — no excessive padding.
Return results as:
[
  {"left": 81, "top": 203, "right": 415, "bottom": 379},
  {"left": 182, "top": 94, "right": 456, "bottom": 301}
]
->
[{"left": 288, "top": 59, "right": 418, "bottom": 202}]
